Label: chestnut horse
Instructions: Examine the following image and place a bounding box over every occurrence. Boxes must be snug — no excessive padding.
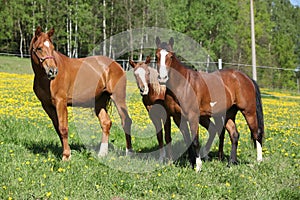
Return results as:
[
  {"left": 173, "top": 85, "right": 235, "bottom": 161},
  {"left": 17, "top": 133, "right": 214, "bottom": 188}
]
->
[
  {"left": 156, "top": 37, "right": 264, "bottom": 171},
  {"left": 29, "top": 27, "right": 132, "bottom": 160},
  {"left": 130, "top": 57, "right": 223, "bottom": 168},
  {"left": 129, "top": 57, "right": 172, "bottom": 161}
]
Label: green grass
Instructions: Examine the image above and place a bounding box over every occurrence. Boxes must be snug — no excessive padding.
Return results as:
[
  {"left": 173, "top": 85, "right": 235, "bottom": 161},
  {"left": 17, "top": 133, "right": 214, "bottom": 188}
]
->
[
  {"left": 0, "top": 56, "right": 299, "bottom": 199},
  {"left": 0, "top": 56, "right": 32, "bottom": 74}
]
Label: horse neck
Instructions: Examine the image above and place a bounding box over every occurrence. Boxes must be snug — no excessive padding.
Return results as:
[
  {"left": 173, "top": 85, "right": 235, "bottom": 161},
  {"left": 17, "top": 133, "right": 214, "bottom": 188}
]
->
[
  {"left": 30, "top": 53, "right": 46, "bottom": 78},
  {"left": 168, "top": 56, "right": 189, "bottom": 83}
]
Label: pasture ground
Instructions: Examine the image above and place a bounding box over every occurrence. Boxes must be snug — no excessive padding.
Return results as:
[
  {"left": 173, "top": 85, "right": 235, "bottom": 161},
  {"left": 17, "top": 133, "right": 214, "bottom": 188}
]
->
[{"left": 0, "top": 56, "right": 299, "bottom": 199}]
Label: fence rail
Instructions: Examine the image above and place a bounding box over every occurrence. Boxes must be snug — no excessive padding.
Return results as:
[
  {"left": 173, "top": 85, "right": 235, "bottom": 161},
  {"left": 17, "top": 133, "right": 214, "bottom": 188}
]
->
[{"left": 0, "top": 52, "right": 296, "bottom": 72}]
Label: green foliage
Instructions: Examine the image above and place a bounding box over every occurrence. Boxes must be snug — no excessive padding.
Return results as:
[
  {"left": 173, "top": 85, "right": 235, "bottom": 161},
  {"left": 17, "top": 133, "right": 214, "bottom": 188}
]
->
[{"left": 0, "top": 0, "right": 299, "bottom": 89}]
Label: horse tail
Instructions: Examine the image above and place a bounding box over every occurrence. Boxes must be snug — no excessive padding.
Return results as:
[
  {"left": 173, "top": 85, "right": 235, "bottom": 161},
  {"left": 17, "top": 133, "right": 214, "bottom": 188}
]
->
[{"left": 252, "top": 80, "right": 264, "bottom": 145}]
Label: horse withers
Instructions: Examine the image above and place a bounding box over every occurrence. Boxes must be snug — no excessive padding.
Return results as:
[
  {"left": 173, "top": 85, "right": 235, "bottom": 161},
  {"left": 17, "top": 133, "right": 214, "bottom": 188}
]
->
[
  {"left": 156, "top": 37, "right": 264, "bottom": 171},
  {"left": 29, "top": 26, "right": 133, "bottom": 160}
]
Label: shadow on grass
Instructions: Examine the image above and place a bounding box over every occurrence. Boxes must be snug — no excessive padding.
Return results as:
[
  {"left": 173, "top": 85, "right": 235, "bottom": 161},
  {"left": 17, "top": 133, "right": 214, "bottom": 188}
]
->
[{"left": 24, "top": 140, "right": 86, "bottom": 160}]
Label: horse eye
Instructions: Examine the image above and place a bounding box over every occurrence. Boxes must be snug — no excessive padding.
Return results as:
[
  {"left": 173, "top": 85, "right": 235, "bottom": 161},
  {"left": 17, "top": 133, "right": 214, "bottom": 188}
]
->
[{"left": 37, "top": 47, "right": 42, "bottom": 51}]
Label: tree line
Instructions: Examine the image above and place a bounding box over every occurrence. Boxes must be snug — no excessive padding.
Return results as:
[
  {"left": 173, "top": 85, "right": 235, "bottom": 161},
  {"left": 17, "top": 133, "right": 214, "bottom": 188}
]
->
[{"left": 0, "top": 0, "right": 299, "bottom": 89}]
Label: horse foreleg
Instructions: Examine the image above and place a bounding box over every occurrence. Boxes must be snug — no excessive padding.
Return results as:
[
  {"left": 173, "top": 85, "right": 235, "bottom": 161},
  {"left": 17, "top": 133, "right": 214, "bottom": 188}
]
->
[
  {"left": 97, "top": 108, "right": 112, "bottom": 157},
  {"left": 111, "top": 95, "right": 133, "bottom": 155},
  {"left": 173, "top": 115, "right": 196, "bottom": 168},
  {"left": 199, "top": 116, "right": 217, "bottom": 159},
  {"left": 189, "top": 118, "right": 202, "bottom": 172},
  {"left": 42, "top": 103, "right": 70, "bottom": 160},
  {"left": 54, "top": 99, "right": 71, "bottom": 161},
  {"left": 226, "top": 119, "right": 239, "bottom": 165},
  {"left": 164, "top": 114, "right": 172, "bottom": 161},
  {"left": 218, "top": 127, "right": 226, "bottom": 161},
  {"left": 214, "top": 118, "right": 226, "bottom": 161},
  {"left": 149, "top": 109, "right": 165, "bottom": 162}
]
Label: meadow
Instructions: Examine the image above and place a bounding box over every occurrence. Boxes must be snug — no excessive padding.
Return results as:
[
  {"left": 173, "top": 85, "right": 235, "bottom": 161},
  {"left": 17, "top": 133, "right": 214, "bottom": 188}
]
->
[{"left": 0, "top": 56, "right": 299, "bottom": 199}]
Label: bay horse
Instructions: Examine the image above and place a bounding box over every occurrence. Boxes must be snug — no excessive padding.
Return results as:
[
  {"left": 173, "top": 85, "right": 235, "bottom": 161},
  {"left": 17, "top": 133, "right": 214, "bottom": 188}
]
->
[
  {"left": 29, "top": 26, "right": 133, "bottom": 160},
  {"left": 156, "top": 37, "right": 264, "bottom": 171},
  {"left": 129, "top": 57, "right": 223, "bottom": 168}
]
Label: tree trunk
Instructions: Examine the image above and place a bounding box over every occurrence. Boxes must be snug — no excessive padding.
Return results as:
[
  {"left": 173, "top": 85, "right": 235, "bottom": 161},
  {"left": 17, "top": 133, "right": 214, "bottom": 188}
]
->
[
  {"left": 18, "top": 19, "right": 23, "bottom": 58},
  {"left": 109, "top": 0, "right": 114, "bottom": 58},
  {"left": 102, "top": 0, "right": 107, "bottom": 56},
  {"left": 128, "top": 0, "right": 133, "bottom": 60},
  {"left": 74, "top": 0, "right": 78, "bottom": 58}
]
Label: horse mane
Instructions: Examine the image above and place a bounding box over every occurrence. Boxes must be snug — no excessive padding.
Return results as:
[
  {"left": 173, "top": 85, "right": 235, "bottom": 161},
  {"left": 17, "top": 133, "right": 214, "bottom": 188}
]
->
[{"left": 148, "top": 67, "right": 164, "bottom": 95}]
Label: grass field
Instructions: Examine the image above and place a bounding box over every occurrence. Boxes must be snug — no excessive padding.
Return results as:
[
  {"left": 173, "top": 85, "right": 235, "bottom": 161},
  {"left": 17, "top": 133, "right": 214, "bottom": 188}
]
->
[{"left": 0, "top": 56, "right": 299, "bottom": 199}]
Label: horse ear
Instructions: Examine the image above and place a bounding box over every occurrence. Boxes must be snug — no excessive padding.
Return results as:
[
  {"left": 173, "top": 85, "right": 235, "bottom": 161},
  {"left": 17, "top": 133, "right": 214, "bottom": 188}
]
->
[
  {"left": 47, "top": 28, "right": 55, "bottom": 38},
  {"left": 35, "top": 26, "right": 42, "bottom": 37},
  {"left": 129, "top": 60, "right": 136, "bottom": 68},
  {"left": 169, "top": 37, "right": 174, "bottom": 49},
  {"left": 145, "top": 56, "right": 151, "bottom": 64},
  {"left": 156, "top": 37, "right": 161, "bottom": 48}
]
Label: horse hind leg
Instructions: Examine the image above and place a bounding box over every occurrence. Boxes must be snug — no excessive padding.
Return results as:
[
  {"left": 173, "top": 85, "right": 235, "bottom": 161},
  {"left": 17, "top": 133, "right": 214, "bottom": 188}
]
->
[
  {"left": 95, "top": 94, "right": 112, "bottom": 157},
  {"left": 242, "top": 111, "right": 263, "bottom": 162}
]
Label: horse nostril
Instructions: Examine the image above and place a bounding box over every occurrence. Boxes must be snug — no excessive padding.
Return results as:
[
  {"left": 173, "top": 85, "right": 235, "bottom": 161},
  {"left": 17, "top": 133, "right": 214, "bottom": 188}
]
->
[
  {"left": 47, "top": 67, "right": 58, "bottom": 80},
  {"left": 158, "top": 75, "right": 168, "bottom": 80},
  {"left": 53, "top": 68, "right": 58, "bottom": 75},
  {"left": 49, "top": 68, "right": 54, "bottom": 75}
]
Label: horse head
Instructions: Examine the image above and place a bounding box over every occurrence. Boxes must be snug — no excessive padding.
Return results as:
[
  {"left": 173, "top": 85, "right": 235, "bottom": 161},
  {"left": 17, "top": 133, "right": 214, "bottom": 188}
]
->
[
  {"left": 30, "top": 26, "right": 58, "bottom": 80},
  {"left": 155, "top": 37, "right": 174, "bottom": 84},
  {"left": 129, "top": 56, "right": 151, "bottom": 96}
]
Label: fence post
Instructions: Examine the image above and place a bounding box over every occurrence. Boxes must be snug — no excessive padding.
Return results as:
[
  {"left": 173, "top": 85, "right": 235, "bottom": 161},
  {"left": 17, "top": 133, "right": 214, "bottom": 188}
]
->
[{"left": 218, "top": 59, "right": 222, "bottom": 70}]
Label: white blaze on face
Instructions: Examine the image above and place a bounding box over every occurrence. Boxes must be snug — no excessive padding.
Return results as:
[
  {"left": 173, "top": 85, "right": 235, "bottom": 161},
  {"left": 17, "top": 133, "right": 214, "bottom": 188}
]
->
[
  {"left": 159, "top": 49, "right": 169, "bottom": 81},
  {"left": 44, "top": 40, "right": 50, "bottom": 48},
  {"left": 134, "top": 67, "right": 149, "bottom": 95}
]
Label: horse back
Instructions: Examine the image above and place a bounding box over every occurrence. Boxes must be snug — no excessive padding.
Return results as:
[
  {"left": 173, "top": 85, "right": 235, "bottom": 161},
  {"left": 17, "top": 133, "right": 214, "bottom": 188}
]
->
[{"left": 220, "top": 69, "right": 256, "bottom": 109}]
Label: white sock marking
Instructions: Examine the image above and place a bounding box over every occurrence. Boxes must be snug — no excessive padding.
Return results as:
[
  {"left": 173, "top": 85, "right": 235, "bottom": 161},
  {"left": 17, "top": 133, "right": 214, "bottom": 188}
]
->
[
  {"left": 256, "top": 140, "right": 263, "bottom": 162},
  {"left": 98, "top": 142, "right": 108, "bottom": 157},
  {"left": 196, "top": 157, "right": 202, "bottom": 172}
]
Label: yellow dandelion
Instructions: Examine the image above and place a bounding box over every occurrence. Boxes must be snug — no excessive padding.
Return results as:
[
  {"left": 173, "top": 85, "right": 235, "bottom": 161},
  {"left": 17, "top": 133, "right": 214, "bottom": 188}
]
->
[
  {"left": 57, "top": 167, "right": 65, "bottom": 173},
  {"left": 46, "top": 192, "right": 52, "bottom": 197}
]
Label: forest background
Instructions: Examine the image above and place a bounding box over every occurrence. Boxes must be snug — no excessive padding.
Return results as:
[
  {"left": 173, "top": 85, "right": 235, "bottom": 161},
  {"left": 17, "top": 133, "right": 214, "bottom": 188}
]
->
[{"left": 0, "top": 0, "right": 300, "bottom": 89}]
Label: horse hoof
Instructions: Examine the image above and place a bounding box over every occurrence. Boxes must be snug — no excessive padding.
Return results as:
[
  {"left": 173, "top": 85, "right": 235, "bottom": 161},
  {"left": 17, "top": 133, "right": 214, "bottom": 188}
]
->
[
  {"left": 62, "top": 155, "right": 71, "bottom": 161},
  {"left": 126, "top": 148, "right": 134, "bottom": 156},
  {"left": 227, "top": 160, "right": 238, "bottom": 167},
  {"left": 195, "top": 157, "right": 202, "bottom": 172}
]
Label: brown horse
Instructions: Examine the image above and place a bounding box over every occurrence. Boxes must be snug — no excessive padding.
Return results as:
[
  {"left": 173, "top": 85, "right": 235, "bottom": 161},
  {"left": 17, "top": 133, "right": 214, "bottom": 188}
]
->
[
  {"left": 156, "top": 37, "right": 264, "bottom": 171},
  {"left": 129, "top": 57, "right": 223, "bottom": 168},
  {"left": 29, "top": 26, "right": 133, "bottom": 160},
  {"left": 129, "top": 56, "right": 172, "bottom": 161}
]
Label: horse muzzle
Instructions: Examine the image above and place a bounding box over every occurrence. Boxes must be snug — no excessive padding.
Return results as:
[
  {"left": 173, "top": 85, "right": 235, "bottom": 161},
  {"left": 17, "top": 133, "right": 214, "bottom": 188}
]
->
[
  {"left": 140, "top": 86, "right": 149, "bottom": 96},
  {"left": 47, "top": 67, "right": 58, "bottom": 80},
  {"left": 158, "top": 75, "right": 168, "bottom": 85}
]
